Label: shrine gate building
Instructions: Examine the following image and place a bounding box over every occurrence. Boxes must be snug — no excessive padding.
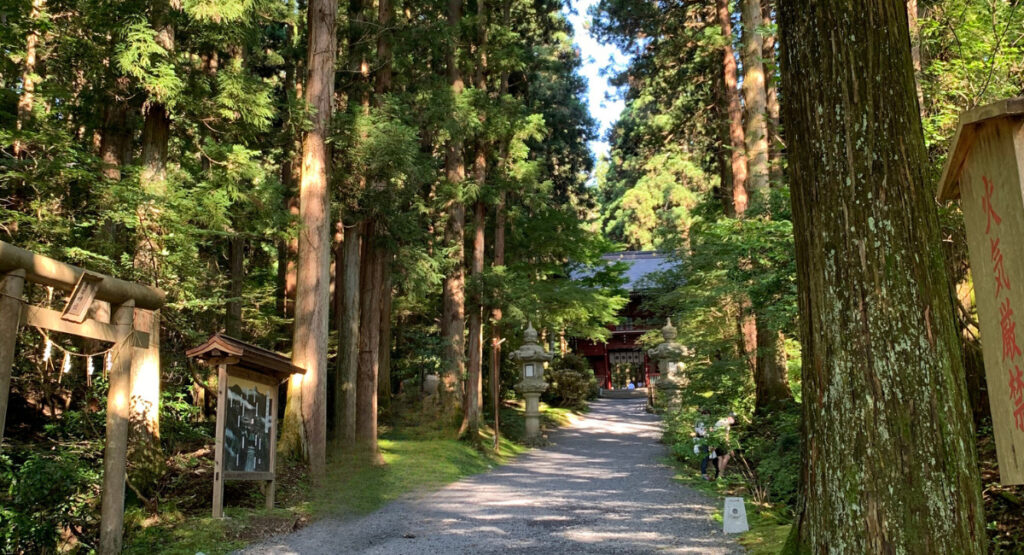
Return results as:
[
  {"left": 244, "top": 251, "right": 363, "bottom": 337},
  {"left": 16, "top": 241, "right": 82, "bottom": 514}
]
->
[{"left": 572, "top": 251, "right": 672, "bottom": 389}]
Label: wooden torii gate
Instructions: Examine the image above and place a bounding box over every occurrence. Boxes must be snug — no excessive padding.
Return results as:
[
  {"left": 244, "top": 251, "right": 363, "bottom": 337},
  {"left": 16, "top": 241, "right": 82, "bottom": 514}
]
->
[{"left": 0, "top": 240, "right": 165, "bottom": 555}]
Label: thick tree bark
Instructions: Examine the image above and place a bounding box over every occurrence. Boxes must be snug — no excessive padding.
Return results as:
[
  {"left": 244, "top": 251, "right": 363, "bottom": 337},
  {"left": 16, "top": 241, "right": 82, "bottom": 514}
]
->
[
  {"left": 441, "top": 0, "right": 467, "bottom": 414},
  {"left": 716, "top": 0, "right": 748, "bottom": 215},
  {"left": 741, "top": 0, "right": 769, "bottom": 193},
  {"left": 490, "top": 190, "right": 505, "bottom": 451},
  {"left": 907, "top": 0, "right": 924, "bottom": 114},
  {"left": 97, "top": 84, "right": 132, "bottom": 254},
  {"left": 335, "top": 223, "right": 360, "bottom": 443},
  {"left": 778, "top": 1, "right": 985, "bottom": 551},
  {"left": 278, "top": 52, "right": 301, "bottom": 323},
  {"left": 715, "top": 67, "right": 736, "bottom": 217},
  {"left": 99, "top": 98, "right": 131, "bottom": 182},
  {"left": 128, "top": 0, "right": 177, "bottom": 487},
  {"left": 762, "top": 0, "right": 783, "bottom": 185},
  {"left": 280, "top": 0, "right": 336, "bottom": 480},
  {"left": 378, "top": 256, "right": 393, "bottom": 417},
  {"left": 460, "top": 0, "right": 487, "bottom": 438},
  {"left": 740, "top": 0, "right": 791, "bottom": 410},
  {"left": 374, "top": 0, "right": 394, "bottom": 422},
  {"left": 753, "top": 327, "right": 790, "bottom": 411},
  {"left": 355, "top": 222, "right": 383, "bottom": 459},
  {"left": 462, "top": 198, "right": 485, "bottom": 436},
  {"left": 737, "top": 300, "right": 757, "bottom": 372}
]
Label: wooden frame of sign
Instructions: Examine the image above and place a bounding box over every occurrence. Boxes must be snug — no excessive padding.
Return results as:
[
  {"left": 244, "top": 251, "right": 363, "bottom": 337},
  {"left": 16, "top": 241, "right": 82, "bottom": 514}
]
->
[
  {"left": 937, "top": 97, "right": 1024, "bottom": 485},
  {"left": 186, "top": 334, "right": 304, "bottom": 518}
]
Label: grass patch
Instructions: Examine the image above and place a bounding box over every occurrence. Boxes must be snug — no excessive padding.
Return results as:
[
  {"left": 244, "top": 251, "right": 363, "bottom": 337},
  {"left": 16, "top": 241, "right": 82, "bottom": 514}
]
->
[
  {"left": 123, "top": 400, "right": 575, "bottom": 554},
  {"left": 313, "top": 431, "right": 526, "bottom": 516},
  {"left": 669, "top": 459, "right": 791, "bottom": 554}
]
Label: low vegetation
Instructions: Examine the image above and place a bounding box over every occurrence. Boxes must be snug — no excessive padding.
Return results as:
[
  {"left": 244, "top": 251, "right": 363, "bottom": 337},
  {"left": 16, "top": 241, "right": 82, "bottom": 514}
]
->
[{"left": 120, "top": 400, "right": 574, "bottom": 555}]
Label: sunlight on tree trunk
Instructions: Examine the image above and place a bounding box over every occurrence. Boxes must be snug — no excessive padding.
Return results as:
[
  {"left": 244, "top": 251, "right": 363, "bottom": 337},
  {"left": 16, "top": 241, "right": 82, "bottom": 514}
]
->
[
  {"left": 741, "top": 0, "right": 769, "bottom": 192},
  {"left": 717, "top": 0, "right": 748, "bottom": 215},
  {"left": 281, "top": 0, "right": 337, "bottom": 481}
]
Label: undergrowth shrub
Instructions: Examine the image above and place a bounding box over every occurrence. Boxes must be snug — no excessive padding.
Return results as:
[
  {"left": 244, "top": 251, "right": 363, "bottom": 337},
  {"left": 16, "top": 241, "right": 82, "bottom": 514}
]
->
[
  {"left": 543, "top": 354, "right": 598, "bottom": 408},
  {"left": 0, "top": 449, "right": 101, "bottom": 553},
  {"left": 737, "top": 403, "right": 801, "bottom": 511}
]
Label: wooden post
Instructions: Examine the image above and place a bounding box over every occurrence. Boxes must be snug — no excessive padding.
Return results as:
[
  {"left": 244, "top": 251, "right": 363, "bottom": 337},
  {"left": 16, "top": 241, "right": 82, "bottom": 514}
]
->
[
  {"left": 129, "top": 308, "right": 162, "bottom": 474},
  {"left": 0, "top": 269, "right": 26, "bottom": 447},
  {"left": 266, "top": 384, "right": 278, "bottom": 510},
  {"left": 212, "top": 363, "right": 227, "bottom": 518},
  {"left": 99, "top": 300, "right": 134, "bottom": 555}
]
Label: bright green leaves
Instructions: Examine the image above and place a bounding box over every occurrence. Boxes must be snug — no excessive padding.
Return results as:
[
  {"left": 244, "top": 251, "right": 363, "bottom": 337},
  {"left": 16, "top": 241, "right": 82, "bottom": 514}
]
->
[
  {"left": 183, "top": 0, "right": 257, "bottom": 23},
  {"left": 116, "top": 19, "right": 184, "bottom": 106},
  {"left": 213, "top": 59, "right": 276, "bottom": 131}
]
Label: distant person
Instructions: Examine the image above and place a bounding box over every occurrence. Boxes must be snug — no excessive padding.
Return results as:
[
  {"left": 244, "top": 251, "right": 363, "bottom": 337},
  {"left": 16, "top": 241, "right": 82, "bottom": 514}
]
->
[
  {"left": 627, "top": 381, "right": 635, "bottom": 390},
  {"left": 693, "top": 411, "right": 715, "bottom": 480},
  {"left": 711, "top": 414, "right": 736, "bottom": 479}
]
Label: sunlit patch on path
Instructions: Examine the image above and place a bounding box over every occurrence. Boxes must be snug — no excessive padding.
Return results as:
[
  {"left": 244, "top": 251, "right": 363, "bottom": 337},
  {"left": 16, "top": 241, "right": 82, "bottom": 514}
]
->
[{"left": 242, "top": 399, "right": 738, "bottom": 554}]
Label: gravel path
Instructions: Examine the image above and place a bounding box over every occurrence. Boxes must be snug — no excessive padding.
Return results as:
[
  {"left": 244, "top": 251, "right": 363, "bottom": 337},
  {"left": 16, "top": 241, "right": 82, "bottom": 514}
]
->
[{"left": 242, "top": 398, "right": 739, "bottom": 554}]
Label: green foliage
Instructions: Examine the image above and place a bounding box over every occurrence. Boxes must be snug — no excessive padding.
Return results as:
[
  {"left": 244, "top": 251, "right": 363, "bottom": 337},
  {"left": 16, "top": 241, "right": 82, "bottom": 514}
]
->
[
  {"left": 543, "top": 353, "right": 598, "bottom": 408},
  {"left": 0, "top": 450, "right": 101, "bottom": 553},
  {"left": 738, "top": 404, "right": 801, "bottom": 510}
]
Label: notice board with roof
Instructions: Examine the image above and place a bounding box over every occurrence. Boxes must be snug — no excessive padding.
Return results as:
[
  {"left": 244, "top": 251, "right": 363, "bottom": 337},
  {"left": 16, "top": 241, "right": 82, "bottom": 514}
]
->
[
  {"left": 187, "top": 334, "right": 305, "bottom": 517},
  {"left": 937, "top": 96, "right": 1024, "bottom": 485}
]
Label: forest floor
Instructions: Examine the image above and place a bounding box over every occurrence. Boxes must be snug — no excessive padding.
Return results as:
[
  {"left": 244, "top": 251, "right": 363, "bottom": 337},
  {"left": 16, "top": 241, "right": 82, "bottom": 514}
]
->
[
  {"left": 241, "top": 398, "right": 738, "bottom": 554},
  {"left": 121, "top": 400, "right": 578, "bottom": 554}
]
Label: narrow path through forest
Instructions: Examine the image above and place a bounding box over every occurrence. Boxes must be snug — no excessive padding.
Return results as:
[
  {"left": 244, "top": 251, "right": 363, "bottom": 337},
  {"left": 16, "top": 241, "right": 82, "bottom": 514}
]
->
[{"left": 242, "top": 398, "right": 739, "bottom": 554}]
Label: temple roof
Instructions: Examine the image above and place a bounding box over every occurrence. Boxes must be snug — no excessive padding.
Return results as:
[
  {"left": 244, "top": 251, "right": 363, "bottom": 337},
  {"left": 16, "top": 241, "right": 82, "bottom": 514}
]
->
[{"left": 602, "top": 251, "right": 673, "bottom": 292}]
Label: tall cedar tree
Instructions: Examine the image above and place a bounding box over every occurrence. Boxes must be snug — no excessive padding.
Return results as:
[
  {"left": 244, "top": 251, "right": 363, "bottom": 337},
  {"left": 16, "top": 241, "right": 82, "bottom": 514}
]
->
[
  {"left": 335, "top": 0, "right": 370, "bottom": 445},
  {"left": 461, "top": 0, "right": 489, "bottom": 438},
  {"left": 281, "top": 0, "right": 338, "bottom": 479},
  {"left": 441, "top": 0, "right": 468, "bottom": 414},
  {"left": 778, "top": 0, "right": 985, "bottom": 551},
  {"left": 743, "top": 0, "right": 791, "bottom": 411},
  {"left": 717, "top": 0, "right": 747, "bottom": 215}
]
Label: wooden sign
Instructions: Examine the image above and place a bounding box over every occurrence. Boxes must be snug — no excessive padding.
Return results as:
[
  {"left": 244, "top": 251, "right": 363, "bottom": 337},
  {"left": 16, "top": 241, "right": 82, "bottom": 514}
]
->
[
  {"left": 186, "top": 334, "right": 304, "bottom": 517},
  {"left": 224, "top": 372, "right": 275, "bottom": 475},
  {"left": 61, "top": 271, "right": 104, "bottom": 323},
  {"left": 938, "top": 97, "right": 1024, "bottom": 484}
]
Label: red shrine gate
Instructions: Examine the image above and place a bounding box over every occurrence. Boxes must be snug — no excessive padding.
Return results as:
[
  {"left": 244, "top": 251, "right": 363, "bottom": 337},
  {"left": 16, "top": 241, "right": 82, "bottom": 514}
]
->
[{"left": 571, "top": 251, "right": 672, "bottom": 389}]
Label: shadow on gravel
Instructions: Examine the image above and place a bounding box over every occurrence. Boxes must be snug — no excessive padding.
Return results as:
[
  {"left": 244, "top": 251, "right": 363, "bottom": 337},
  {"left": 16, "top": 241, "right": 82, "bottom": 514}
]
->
[{"left": 243, "top": 398, "right": 739, "bottom": 554}]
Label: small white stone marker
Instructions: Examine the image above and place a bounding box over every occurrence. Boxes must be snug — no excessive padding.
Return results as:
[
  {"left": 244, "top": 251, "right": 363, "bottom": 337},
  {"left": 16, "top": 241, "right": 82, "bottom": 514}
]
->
[{"left": 723, "top": 497, "right": 749, "bottom": 534}]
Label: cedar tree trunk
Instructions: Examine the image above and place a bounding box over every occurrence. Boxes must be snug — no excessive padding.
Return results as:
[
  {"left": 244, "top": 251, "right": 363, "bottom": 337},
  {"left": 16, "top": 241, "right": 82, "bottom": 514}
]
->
[
  {"left": 778, "top": 1, "right": 985, "bottom": 551},
  {"left": 717, "top": 0, "right": 748, "bottom": 214},
  {"left": 441, "top": 0, "right": 467, "bottom": 414},
  {"left": 335, "top": 222, "right": 360, "bottom": 443},
  {"left": 281, "top": 0, "right": 337, "bottom": 480}
]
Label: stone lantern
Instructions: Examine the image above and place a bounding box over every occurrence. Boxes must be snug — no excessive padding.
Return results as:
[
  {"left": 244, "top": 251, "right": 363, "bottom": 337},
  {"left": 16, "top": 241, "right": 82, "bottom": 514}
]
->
[
  {"left": 647, "top": 319, "right": 687, "bottom": 409},
  {"left": 510, "top": 322, "right": 553, "bottom": 442}
]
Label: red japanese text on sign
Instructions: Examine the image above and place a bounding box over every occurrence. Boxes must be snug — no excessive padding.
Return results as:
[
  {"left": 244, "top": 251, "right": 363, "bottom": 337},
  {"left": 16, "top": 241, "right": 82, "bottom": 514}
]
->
[
  {"left": 984, "top": 175, "right": 1024, "bottom": 433},
  {"left": 983, "top": 176, "right": 1002, "bottom": 234},
  {"left": 993, "top": 237, "right": 1011, "bottom": 298},
  {"left": 999, "top": 298, "right": 1022, "bottom": 362}
]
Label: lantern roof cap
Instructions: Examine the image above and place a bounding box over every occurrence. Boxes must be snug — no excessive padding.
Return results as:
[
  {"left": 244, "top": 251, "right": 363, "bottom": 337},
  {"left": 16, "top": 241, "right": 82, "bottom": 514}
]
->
[
  {"left": 511, "top": 322, "right": 553, "bottom": 363},
  {"left": 938, "top": 96, "right": 1024, "bottom": 202},
  {"left": 524, "top": 321, "right": 538, "bottom": 343},
  {"left": 661, "top": 318, "right": 677, "bottom": 340}
]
